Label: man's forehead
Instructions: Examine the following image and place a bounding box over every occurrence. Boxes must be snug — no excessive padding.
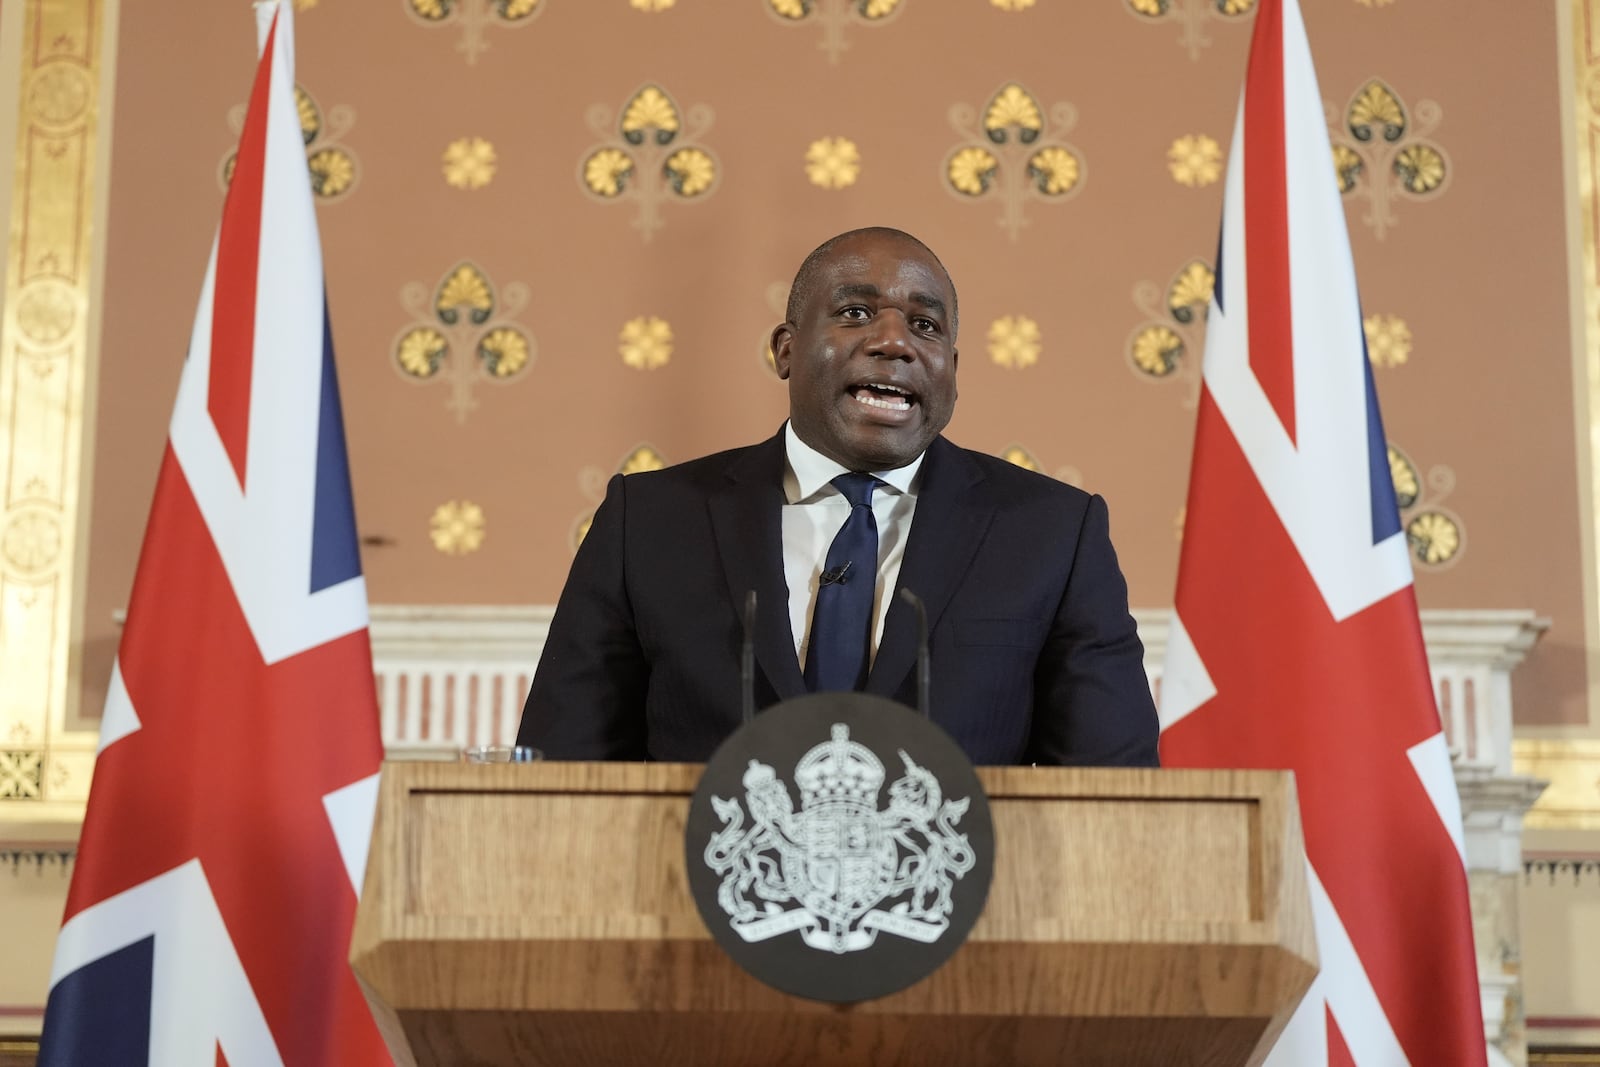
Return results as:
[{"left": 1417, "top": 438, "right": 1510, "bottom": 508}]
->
[{"left": 815, "top": 238, "right": 951, "bottom": 293}]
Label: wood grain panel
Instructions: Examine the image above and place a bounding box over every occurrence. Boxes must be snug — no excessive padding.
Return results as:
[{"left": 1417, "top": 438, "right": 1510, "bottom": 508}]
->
[{"left": 351, "top": 762, "right": 1316, "bottom": 1067}]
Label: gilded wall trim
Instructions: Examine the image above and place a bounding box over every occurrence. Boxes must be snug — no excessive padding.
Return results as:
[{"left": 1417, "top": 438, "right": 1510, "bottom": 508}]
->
[
  {"left": 1516, "top": 739, "right": 1600, "bottom": 831},
  {"left": 0, "top": 0, "right": 114, "bottom": 829},
  {"left": 1505, "top": 0, "right": 1600, "bottom": 866},
  {"left": 1567, "top": 0, "right": 1600, "bottom": 736}
]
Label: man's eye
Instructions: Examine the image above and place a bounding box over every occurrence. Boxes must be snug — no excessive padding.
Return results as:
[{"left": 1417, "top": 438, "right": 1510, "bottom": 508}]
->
[
  {"left": 840, "top": 307, "right": 869, "bottom": 320},
  {"left": 912, "top": 317, "right": 939, "bottom": 333}
]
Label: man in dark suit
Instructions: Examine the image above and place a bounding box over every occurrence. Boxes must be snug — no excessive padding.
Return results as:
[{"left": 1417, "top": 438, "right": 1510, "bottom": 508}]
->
[{"left": 517, "top": 227, "right": 1159, "bottom": 766}]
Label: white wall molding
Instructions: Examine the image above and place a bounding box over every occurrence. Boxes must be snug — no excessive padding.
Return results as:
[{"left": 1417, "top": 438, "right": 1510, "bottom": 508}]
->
[{"left": 373, "top": 605, "right": 1550, "bottom": 774}]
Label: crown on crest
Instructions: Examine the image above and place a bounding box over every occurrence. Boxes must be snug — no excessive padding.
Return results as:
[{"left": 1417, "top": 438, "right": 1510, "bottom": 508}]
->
[{"left": 794, "top": 724, "right": 884, "bottom": 810}]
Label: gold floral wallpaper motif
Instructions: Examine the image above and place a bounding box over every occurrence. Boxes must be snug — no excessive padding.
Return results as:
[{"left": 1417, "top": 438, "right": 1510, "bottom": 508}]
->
[
  {"left": 573, "top": 444, "right": 669, "bottom": 548},
  {"left": 990, "top": 0, "right": 1036, "bottom": 10},
  {"left": 430, "top": 499, "right": 486, "bottom": 556},
  {"left": 766, "top": 0, "right": 906, "bottom": 65},
  {"left": 1126, "top": 0, "right": 1256, "bottom": 62},
  {"left": 805, "top": 136, "right": 861, "bottom": 189},
  {"left": 1000, "top": 444, "right": 1084, "bottom": 486},
  {"left": 1168, "top": 134, "right": 1223, "bottom": 187},
  {"left": 945, "top": 83, "right": 1084, "bottom": 242},
  {"left": 1127, "top": 259, "right": 1214, "bottom": 406},
  {"left": 393, "top": 262, "right": 535, "bottom": 422},
  {"left": 406, "top": 0, "right": 544, "bottom": 65},
  {"left": 619, "top": 316, "right": 674, "bottom": 370},
  {"left": 987, "top": 315, "right": 1041, "bottom": 369},
  {"left": 1365, "top": 313, "right": 1412, "bottom": 368},
  {"left": 580, "top": 85, "right": 719, "bottom": 242},
  {"left": 1389, "top": 444, "right": 1465, "bottom": 568},
  {"left": 1330, "top": 79, "right": 1449, "bottom": 240},
  {"left": 220, "top": 84, "right": 359, "bottom": 201},
  {"left": 1002, "top": 443, "right": 1044, "bottom": 471},
  {"left": 443, "top": 137, "right": 497, "bottom": 190}
]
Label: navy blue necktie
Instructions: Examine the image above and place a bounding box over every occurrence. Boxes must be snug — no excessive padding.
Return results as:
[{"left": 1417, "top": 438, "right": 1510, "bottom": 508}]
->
[{"left": 804, "top": 472, "right": 881, "bottom": 692}]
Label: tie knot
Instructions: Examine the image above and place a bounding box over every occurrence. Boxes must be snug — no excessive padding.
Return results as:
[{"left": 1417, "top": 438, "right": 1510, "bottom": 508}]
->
[{"left": 832, "top": 472, "right": 879, "bottom": 509}]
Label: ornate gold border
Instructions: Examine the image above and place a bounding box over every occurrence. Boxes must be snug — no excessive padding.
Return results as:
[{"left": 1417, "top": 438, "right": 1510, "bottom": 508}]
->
[
  {"left": 1563, "top": 0, "right": 1600, "bottom": 739},
  {"left": 1517, "top": 739, "right": 1600, "bottom": 830},
  {"left": 0, "top": 0, "right": 114, "bottom": 830}
]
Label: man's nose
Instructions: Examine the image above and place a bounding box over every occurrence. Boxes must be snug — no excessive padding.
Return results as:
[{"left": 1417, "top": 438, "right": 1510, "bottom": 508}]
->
[{"left": 865, "top": 312, "right": 915, "bottom": 358}]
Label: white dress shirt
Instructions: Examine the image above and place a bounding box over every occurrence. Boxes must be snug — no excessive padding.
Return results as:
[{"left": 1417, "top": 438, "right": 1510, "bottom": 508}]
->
[{"left": 782, "top": 422, "right": 923, "bottom": 673}]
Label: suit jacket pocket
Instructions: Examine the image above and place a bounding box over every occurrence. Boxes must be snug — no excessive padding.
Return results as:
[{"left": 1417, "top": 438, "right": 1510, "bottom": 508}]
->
[{"left": 953, "top": 617, "right": 1040, "bottom": 648}]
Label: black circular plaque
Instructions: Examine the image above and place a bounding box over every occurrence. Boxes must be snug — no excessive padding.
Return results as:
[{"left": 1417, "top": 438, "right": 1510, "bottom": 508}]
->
[{"left": 684, "top": 692, "right": 994, "bottom": 1003}]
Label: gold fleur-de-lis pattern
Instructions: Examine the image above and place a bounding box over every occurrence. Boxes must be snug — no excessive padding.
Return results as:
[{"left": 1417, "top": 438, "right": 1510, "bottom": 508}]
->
[
  {"left": 1127, "top": 259, "right": 1213, "bottom": 404},
  {"left": 1126, "top": 0, "right": 1255, "bottom": 62},
  {"left": 573, "top": 444, "right": 669, "bottom": 548},
  {"left": 393, "top": 262, "right": 536, "bottom": 422},
  {"left": 945, "top": 83, "right": 1084, "bottom": 242},
  {"left": 406, "top": 0, "right": 545, "bottom": 65},
  {"left": 580, "top": 85, "right": 719, "bottom": 241},
  {"left": 220, "top": 84, "right": 359, "bottom": 201},
  {"left": 1388, "top": 444, "right": 1464, "bottom": 568},
  {"left": 1330, "top": 79, "right": 1450, "bottom": 239},
  {"left": 766, "top": 0, "right": 906, "bottom": 65}
]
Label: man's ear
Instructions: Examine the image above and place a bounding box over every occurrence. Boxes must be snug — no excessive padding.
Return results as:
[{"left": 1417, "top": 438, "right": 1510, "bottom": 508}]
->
[{"left": 770, "top": 323, "right": 795, "bottom": 380}]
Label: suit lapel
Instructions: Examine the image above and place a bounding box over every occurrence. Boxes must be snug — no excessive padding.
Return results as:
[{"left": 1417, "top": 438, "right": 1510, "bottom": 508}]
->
[
  {"left": 708, "top": 431, "right": 807, "bottom": 701},
  {"left": 868, "top": 437, "right": 993, "bottom": 699}
]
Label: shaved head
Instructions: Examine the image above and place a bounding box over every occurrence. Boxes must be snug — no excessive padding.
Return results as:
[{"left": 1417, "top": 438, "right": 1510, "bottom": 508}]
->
[{"left": 785, "top": 227, "right": 959, "bottom": 340}]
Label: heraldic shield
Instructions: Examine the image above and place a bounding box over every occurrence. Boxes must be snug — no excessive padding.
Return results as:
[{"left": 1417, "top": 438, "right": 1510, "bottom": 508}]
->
[{"left": 684, "top": 693, "right": 995, "bottom": 1004}]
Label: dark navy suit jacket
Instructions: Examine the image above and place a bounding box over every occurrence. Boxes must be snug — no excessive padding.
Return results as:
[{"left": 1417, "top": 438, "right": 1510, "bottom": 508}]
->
[{"left": 517, "top": 431, "right": 1160, "bottom": 766}]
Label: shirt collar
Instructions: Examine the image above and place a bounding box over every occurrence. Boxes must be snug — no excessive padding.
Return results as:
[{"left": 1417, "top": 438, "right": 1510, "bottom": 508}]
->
[{"left": 783, "top": 421, "right": 924, "bottom": 504}]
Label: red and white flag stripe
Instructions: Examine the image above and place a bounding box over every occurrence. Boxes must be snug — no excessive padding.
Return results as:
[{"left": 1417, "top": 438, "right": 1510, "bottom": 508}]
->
[
  {"left": 39, "top": 4, "right": 389, "bottom": 1063},
  {"left": 1159, "top": 2, "right": 1486, "bottom": 1064}
]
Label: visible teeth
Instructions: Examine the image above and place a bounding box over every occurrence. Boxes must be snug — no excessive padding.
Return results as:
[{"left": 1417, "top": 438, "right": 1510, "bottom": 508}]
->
[{"left": 856, "top": 393, "right": 909, "bottom": 410}]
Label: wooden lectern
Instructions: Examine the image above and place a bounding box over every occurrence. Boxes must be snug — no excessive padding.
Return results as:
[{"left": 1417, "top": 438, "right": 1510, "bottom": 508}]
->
[{"left": 350, "top": 762, "right": 1316, "bottom": 1067}]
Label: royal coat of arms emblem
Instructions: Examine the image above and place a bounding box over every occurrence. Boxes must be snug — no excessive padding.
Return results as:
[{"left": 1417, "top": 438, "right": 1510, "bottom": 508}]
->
[{"left": 702, "top": 723, "right": 976, "bottom": 954}]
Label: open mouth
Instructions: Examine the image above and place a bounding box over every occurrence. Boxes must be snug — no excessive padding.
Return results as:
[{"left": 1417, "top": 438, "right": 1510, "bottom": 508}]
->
[{"left": 848, "top": 381, "right": 917, "bottom": 413}]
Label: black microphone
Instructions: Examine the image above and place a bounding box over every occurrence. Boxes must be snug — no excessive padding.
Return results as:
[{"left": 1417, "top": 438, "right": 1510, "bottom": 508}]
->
[
  {"left": 899, "top": 588, "right": 931, "bottom": 719},
  {"left": 819, "top": 560, "right": 853, "bottom": 586},
  {"left": 740, "top": 590, "right": 757, "bottom": 726}
]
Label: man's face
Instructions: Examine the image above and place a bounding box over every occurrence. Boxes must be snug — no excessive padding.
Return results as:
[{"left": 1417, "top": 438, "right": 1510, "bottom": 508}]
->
[{"left": 772, "top": 234, "right": 959, "bottom": 471}]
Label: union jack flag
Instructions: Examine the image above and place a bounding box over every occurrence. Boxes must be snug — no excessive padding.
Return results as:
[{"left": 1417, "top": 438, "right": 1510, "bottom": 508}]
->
[
  {"left": 37, "top": 4, "right": 389, "bottom": 1063},
  {"left": 1158, "top": 1, "right": 1486, "bottom": 1064}
]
